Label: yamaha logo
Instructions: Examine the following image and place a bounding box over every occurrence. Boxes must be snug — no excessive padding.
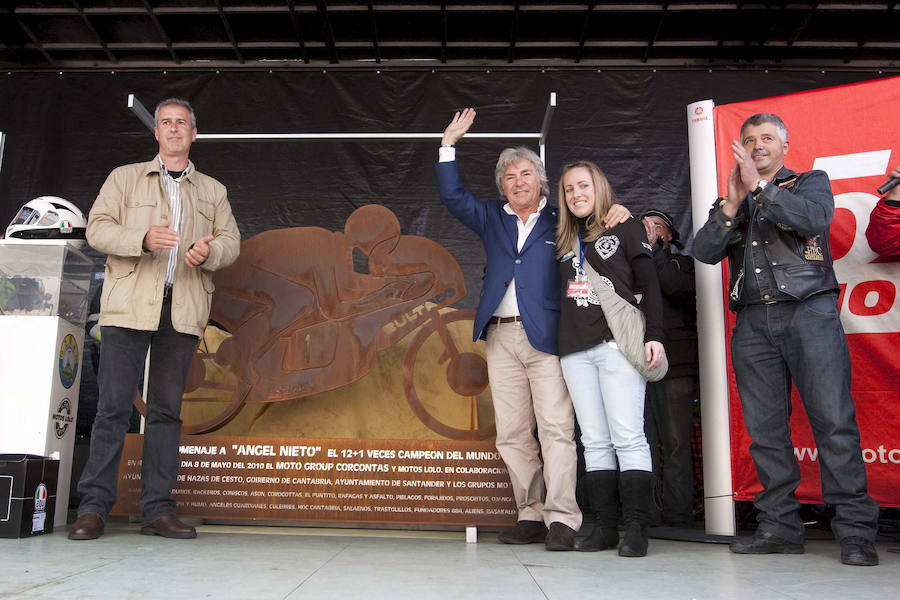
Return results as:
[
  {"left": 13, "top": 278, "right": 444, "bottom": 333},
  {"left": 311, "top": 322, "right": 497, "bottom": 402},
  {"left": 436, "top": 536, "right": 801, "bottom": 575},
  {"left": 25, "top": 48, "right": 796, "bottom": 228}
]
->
[{"left": 691, "top": 105, "right": 709, "bottom": 123}]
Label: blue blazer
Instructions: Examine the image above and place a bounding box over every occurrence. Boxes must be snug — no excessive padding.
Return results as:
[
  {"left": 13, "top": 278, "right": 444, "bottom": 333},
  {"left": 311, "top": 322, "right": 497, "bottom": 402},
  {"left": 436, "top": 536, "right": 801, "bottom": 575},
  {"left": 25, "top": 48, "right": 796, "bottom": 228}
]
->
[{"left": 435, "top": 160, "right": 561, "bottom": 356}]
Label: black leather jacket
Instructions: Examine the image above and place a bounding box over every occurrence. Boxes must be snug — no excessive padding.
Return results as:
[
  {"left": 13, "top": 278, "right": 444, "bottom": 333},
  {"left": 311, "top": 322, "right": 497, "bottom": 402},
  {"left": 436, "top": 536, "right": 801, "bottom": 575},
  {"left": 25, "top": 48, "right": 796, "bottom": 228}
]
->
[{"left": 693, "top": 167, "right": 839, "bottom": 311}]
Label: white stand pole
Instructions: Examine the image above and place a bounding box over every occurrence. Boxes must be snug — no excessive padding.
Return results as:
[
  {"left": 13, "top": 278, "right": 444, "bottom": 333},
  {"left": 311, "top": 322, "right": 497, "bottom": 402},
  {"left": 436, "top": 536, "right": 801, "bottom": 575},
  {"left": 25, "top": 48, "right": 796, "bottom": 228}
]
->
[
  {"left": 0, "top": 132, "right": 6, "bottom": 175},
  {"left": 687, "top": 100, "right": 736, "bottom": 537},
  {"left": 127, "top": 94, "right": 556, "bottom": 147},
  {"left": 538, "top": 92, "right": 557, "bottom": 164}
]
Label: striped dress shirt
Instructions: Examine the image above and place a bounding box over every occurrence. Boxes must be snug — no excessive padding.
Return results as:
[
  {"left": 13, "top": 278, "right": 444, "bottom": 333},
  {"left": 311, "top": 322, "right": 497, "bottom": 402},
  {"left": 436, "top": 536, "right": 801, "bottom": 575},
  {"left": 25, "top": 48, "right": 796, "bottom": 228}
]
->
[{"left": 159, "top": 160, "right": 191, "bottom": 287}]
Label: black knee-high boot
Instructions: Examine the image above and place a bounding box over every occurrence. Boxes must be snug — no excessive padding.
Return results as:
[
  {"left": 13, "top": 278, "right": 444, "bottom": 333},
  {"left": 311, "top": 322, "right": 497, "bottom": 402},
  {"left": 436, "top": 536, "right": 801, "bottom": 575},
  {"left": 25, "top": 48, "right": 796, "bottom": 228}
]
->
[
  {"left": 618, "top": 470, "right": 653, "bottom": 557},
  {"left": 576, "top": 470, "right": 620, "bottom": 552}
]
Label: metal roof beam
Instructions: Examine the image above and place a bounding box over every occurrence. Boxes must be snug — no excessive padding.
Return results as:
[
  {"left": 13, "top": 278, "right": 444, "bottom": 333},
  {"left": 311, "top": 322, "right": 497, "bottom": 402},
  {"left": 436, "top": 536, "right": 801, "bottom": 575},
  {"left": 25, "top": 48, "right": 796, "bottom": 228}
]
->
[
  {"left": 215, "top": 0, "right": 245, "bottom": 63},
  {"left": 24, "top": 39, "right": 899, "bottom": 52},
  {"left": 71, "top": 0, "right": 117, "bottom": 64},
  {"left": 14, "top": 56, "right": 896, "bottom": 70},
  {"left": 779, "top": 1, "right": 818, "bottom": 62},
  {"left": 440, "top": 1, "right": 447, "bottom": 63},
  {"left": 712, "top": 1, "right": 742, "bottom": 62},
  {"left": 752, "top": 2, "right": 788, "bottom": 63},
  {"left": 315, "top": 0, "right": 339, "bottom": 64},
  {"left": 8, "top": 7, "right": 54, "bottom": 65},
  {"left": 367, "top": 0, "right": 381, "bottom": 64},
  {"left": 141, "top": 0, "right": 180, "bottom": 64},
  {"left": 286, "top": 0, "right": 310, "bottom": 63},
  {"left": 507, "top": 1, "right": 520, "bottom": 63},
  {"left": 844, "top": 1, "right": 895, "bottom": 63},
  {"left": 10, "top": 4, "right": 897, "bottom": 16},
  {"left": 575, "top": 2, "right": 596, "bottom": 64},
  {"left": 643, "top": 1, "right": 669, "bottom": 63}
]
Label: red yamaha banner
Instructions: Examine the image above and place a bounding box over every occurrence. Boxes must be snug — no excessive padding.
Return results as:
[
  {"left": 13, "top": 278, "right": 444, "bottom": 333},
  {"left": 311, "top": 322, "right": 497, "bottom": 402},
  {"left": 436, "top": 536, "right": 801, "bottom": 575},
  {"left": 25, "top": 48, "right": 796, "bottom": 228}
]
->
[{"left": 714, "top": 76, "right": 900, "bottom": 506}]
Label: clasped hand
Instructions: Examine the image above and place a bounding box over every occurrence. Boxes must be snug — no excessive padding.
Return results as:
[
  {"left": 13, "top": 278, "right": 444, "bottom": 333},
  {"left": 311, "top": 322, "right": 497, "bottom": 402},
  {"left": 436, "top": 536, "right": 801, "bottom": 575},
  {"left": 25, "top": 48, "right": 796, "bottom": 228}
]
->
[
  {"left": 143, "top": 218, "right": 213, "bottom": 267},
  {"left": 723, "top": 140, "right": 762, "bottom": 217}
]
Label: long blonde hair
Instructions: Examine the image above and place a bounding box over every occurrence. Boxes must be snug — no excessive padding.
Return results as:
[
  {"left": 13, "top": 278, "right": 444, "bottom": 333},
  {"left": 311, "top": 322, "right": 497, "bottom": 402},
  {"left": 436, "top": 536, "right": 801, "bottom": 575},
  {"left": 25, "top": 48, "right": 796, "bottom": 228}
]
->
[{"left": 556, "top": 161, "right": 617, "bottom": 258}]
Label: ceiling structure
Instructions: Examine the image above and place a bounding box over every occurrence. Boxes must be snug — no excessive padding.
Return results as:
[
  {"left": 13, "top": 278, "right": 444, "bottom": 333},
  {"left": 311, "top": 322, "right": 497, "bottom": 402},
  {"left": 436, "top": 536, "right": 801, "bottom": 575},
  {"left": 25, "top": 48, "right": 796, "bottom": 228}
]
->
[{"left": 2, "top": 1, "right": 898, "bottom": 71}]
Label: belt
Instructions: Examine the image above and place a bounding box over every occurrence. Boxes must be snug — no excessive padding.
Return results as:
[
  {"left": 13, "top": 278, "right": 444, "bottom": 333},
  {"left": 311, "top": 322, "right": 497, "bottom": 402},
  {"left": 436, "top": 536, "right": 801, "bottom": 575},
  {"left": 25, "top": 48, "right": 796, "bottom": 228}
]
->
[{"left": 489, "top": 315, "right": 521, "bottom": 325}]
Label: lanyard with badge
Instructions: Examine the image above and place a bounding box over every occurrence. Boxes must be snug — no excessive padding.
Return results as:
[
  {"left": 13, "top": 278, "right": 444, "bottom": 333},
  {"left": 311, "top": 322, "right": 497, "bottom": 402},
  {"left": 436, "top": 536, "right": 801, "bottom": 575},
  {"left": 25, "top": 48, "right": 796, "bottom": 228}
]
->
[{"left": 566, "top": 233, "right": 592, "bottom": 300}]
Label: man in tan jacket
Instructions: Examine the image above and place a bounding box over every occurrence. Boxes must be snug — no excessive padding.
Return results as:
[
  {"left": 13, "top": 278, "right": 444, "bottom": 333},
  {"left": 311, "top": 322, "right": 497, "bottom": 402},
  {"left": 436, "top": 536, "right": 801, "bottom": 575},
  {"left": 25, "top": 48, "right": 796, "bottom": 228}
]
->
[{"left": 69, "top": 98, "right": 240, "bottom": 540}]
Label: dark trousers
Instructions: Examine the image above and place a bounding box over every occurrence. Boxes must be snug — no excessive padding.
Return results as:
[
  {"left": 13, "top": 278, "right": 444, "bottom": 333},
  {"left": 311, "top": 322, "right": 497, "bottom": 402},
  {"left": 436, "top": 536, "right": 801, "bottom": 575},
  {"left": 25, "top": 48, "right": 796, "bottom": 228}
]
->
[
  {"left": 731, "top": 293, "right": 878, "bottom": 543},
  {"left": 644, "top": 375, "right": 696, "bottom": 526},
  {"left": 76, "top": 297, "right": 198, "bottom": 525}
]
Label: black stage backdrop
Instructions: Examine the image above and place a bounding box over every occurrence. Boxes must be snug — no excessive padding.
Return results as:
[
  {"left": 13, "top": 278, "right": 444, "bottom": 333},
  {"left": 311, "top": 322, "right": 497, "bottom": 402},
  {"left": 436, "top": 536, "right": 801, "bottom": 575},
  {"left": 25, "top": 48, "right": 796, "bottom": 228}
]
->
[
  {"left": 1, "top": 69, "right": 887, "bottom": 430},
  {"left": 1, "top": 70, "right": 888, "bottom": 285}
]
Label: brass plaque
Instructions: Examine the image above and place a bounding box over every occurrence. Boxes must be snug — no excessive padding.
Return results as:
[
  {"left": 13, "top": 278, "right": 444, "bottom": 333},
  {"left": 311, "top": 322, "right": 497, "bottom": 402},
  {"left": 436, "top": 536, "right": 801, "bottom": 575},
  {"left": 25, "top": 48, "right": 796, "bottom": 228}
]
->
[{"left": 112, "top": 434, "right": 517, "bottom": 526}]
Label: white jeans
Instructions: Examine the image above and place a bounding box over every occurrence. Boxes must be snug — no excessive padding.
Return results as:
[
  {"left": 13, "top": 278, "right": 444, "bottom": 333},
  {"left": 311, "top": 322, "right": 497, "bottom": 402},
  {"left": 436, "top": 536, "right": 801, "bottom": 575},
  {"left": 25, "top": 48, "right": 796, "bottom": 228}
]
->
[{"left": 560, "top": 341, "right": 651, "bottom": 472}]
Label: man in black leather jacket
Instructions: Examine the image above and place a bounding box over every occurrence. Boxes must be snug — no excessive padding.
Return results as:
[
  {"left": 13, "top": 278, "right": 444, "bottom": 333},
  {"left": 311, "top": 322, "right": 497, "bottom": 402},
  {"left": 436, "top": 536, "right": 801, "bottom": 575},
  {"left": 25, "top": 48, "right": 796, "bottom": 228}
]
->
[{"left": 693, "top": 113, "right": 879, "bottom": 567}]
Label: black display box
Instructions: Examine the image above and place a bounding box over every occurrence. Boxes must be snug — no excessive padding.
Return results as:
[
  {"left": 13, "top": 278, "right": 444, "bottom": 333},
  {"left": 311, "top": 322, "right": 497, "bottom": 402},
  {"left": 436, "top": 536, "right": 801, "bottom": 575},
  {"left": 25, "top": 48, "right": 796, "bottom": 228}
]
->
[{"left": 0, "top": 454, "right": 59, "bottom": 538}]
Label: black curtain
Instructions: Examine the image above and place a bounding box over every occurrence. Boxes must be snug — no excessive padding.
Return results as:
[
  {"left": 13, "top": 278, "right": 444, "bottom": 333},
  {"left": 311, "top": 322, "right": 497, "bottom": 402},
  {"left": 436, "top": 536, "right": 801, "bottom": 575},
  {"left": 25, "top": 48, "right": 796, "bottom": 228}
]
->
[{"left": 0, "top": 69, "right": 886, "bottom": 307}]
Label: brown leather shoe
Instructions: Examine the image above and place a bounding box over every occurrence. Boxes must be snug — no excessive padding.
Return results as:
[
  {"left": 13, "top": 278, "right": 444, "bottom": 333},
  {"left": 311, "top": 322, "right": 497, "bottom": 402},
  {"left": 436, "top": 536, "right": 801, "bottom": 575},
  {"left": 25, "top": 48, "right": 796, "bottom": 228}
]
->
[
  {"left": 545, "top": 522, "right": 576, "bottom": 551},
  {"left": 497, "top": 520, "right": 548, "bottom": 544},
  {"left": 68, "top": 513, "right": 104, "bottom": 540},
  {"left": 140, "top": 513, "right": 197, "bottom": 539}
]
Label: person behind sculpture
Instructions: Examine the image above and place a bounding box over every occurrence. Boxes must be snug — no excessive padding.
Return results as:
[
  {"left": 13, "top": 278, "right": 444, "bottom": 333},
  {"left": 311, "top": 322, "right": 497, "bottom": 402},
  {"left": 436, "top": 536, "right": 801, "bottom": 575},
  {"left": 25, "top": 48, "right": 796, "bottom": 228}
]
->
[
  {"left": 435, "top": 109, "right": 629, "bottom": 550},
  {"left": 69, "top": 98, "right": 241, "bottom": 540},
  {"left": 555, "top": 161, "right": 665, "bottom": 558},
  {"left": 641, "top": 208, "right": 698, "bottom": 528},
  {"left": 692, "top": 113, "right": 879, "bottom": 567}
]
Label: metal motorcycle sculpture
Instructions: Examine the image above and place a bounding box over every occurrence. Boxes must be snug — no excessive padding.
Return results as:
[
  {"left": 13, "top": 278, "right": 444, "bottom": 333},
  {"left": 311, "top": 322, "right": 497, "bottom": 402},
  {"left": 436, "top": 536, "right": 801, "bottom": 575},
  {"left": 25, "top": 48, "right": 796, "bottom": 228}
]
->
[{"left": 136, "top": 205, "right": 491, "bottom": 439}]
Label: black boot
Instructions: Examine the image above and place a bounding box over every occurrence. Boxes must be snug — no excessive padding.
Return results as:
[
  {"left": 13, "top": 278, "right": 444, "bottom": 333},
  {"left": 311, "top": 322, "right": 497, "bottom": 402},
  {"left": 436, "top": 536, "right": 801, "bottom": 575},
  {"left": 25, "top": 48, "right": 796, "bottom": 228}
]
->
[
  {"left": 618, "top": 470, "right": 653, "bottom": 557},
  {"left": 576, "top": 470, "right": 620, "bottom": 552}
]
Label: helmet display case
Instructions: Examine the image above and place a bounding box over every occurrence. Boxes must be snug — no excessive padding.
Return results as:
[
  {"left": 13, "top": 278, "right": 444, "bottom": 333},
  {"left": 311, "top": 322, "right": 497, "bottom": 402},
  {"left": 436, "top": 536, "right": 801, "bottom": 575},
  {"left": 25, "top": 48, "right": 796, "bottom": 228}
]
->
[{"left": 0, "top": 239, "right": 94, "bottom": 530}]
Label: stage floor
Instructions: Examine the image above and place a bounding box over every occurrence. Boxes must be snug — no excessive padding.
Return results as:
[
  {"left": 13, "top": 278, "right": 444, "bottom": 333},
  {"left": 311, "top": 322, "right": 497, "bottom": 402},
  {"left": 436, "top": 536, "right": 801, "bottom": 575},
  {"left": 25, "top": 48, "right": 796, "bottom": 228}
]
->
[{"left": 1, "top": 520, "right": 897, "bottom": 599}]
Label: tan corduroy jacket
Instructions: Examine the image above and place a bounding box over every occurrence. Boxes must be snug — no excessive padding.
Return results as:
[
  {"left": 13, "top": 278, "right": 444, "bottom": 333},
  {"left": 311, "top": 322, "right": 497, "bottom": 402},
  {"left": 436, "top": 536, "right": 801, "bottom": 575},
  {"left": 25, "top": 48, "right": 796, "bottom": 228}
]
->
[{"left": 87, "top": 157, "right": 241, "bottom": 337}]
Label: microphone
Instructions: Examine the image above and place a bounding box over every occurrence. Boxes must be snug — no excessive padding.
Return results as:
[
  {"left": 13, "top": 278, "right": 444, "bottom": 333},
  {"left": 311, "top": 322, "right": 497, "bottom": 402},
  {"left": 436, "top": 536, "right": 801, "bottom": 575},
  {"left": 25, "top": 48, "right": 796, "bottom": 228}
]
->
[{"left": 877, "top": 177, "right": 899, "bottom": 195}]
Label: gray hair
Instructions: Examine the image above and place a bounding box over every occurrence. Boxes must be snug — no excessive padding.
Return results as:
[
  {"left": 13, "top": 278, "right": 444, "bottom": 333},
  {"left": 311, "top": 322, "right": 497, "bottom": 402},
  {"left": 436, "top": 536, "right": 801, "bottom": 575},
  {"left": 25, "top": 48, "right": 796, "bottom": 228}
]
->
[
  {"left": 495, "top": 146, "right": 549, "bottom": 199},
  {"left": 154, "top": 98, "right": 197, "bottom": 129},
  {"left": 741, "top": 113, "right": 788, "bottom": 142}
]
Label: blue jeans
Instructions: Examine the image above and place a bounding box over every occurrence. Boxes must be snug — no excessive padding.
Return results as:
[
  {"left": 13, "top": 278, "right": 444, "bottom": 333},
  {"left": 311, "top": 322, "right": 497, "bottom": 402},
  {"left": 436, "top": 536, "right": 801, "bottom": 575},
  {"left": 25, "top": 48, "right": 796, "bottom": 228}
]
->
[
  {"left": 731, "top": 293, "right": 878, "bottom": 543},
  {"left": 560, "top": 342, "right": 651, "bottom": 472},
  {"left": 76, "top": 297, "right": 198, "bottom": 525}
]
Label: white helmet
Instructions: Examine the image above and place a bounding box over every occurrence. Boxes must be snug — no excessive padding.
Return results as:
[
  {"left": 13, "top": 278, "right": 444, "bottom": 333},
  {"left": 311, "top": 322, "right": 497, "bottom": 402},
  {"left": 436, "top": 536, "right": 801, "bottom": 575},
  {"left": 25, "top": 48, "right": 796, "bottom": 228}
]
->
[{"left": 5, "top": 196, "right": 86, "bottom": 246}]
